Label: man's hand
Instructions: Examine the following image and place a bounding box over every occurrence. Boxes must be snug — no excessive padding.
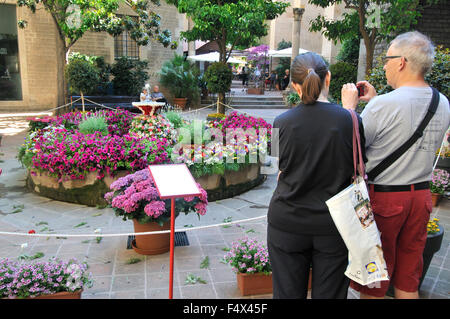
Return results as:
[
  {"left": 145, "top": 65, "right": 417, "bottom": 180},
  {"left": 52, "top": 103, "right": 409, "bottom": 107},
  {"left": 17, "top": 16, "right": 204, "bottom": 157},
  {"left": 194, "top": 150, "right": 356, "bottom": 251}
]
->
[{"left": 356, "top": 81, "right": 377, "bottom": 102}]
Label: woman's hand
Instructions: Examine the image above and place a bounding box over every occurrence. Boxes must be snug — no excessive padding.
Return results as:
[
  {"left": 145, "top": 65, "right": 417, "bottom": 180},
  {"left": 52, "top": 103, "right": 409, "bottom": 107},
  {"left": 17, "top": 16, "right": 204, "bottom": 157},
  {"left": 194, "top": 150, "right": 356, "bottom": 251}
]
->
[{"left": 341, "top": 83, "right": 359, "bottom": 110}]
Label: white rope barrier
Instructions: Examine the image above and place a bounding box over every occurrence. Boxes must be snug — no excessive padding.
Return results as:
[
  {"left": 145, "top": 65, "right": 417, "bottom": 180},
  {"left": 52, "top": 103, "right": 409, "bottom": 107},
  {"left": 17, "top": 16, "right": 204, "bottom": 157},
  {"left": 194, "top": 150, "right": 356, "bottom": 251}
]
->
[
  {"left": 0, "top": 98, "right": 275, "bottom": 239},
  {"left": 81, "top": 98, "right": 121, "bottom": 111},
  {"left": 0, "top": 215, "right": 267, "bottom": 238},
  {"left": 22, "top": 98, "right": 83, "bottom": 116}
]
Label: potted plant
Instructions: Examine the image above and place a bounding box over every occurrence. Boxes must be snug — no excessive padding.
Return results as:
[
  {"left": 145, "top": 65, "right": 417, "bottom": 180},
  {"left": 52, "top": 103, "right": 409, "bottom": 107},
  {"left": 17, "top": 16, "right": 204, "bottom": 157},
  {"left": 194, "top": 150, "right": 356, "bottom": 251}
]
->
[
  {"left": 223, "top": 237, "right": 272, "bottom": 296},
  {"left": 430, "top": 169, "right": 449, "bottom": 206},
  {"left": 105, "top": 168, "right": 208, "bottom": 255},
  {"left": 159, "top": 54, "right": 200, "bottom": 110},
  {"left": 0, "top": 258, "right": 93, "bottom": 299},
  {"left": 435, "top": 129, "right": 450, "bottom": 171},
  {"left": 420, "top": 218, "right": 444, "bottom": 290}
]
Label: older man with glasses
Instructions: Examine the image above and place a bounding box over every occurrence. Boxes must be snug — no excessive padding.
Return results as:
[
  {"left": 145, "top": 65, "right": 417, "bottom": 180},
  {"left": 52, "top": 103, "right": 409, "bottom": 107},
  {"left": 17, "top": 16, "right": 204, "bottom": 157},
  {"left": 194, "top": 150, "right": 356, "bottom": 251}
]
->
[{"left": 341, "top": 31, "right": 450, "bottom": 299}]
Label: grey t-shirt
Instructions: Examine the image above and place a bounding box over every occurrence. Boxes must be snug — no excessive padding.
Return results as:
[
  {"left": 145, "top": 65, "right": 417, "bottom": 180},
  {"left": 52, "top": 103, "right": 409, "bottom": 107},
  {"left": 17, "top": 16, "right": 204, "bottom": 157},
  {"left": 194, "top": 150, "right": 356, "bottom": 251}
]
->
[{"left": 361, "top": 86, "right": 450, "bottom": 185}]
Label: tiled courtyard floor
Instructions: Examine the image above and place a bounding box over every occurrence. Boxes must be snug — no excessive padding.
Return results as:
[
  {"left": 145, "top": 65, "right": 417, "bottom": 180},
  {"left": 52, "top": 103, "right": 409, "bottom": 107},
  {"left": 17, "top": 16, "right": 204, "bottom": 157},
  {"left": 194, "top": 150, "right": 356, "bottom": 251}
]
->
[{"left": 0, "top": 107, "right": 448, "bottom": 299}]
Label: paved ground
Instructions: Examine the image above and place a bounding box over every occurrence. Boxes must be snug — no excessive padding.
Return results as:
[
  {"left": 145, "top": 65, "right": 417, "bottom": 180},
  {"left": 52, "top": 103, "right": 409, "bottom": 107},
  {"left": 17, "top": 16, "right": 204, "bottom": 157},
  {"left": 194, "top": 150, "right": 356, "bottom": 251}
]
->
[{"left": 0, "top": 106, "right": 448, "bottom": 299}]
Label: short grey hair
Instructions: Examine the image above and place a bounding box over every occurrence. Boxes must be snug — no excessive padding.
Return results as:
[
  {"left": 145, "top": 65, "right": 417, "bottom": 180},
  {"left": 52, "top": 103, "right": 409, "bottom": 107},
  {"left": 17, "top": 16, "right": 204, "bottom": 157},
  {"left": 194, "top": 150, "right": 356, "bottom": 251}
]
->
[{"left": 389, "top": 31, "right": 435, "bottom": 75}]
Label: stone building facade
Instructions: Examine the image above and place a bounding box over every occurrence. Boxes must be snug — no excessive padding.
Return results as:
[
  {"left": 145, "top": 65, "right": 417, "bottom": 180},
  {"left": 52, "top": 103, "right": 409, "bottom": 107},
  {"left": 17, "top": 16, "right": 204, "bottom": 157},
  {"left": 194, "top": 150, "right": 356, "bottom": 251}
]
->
[
  {"left": 267, "top": 0, "right": 346, "bottom": 64},
  {"left": 0, "top": 0, "right": 183, "bottom": 112}
]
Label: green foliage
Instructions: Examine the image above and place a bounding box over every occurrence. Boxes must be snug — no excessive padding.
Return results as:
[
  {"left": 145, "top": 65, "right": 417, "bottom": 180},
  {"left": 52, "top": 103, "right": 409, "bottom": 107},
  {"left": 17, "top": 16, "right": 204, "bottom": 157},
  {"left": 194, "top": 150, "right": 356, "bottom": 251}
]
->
[
  {"left": 78, "top": 116, "right": 108, "bottom": 136},
  {"left": 277, "top": 39, "right": 292, "bottom": 50},
  {"left": 178, "top": 120, "right": 209, "bottom": 145},
  {"left": 286, "top": 91, "right": 300, "bottom": 106},
  {"left": 69, "top": 52, "right": 111, "bottom": 95},
  {"left": 167, "top": 0, "right": 288, "bottom": 62},
  {"left": 111, "top": 57, "right": 149, "bottom": 96},
  {"left": 336, "top": 36, "right": 360, "bottom": 67},
  {"left": 164, "top": 111, "right": 184, "bottom": 129},
  {"left": 17, "top": 145, "right": 33, "bottom": 168},
  {"left": 425, "top": 46, "right": 450, "bottom": 99},
  {"left": 275, "top": 40, "right": 292, "bottom": 82},
  {"left": 65, "top": 58, "right": 99, "bottom": 95},
  {"left": 17, "top": 0, "right": 177, "bottom": 50},
  {"left": 367, "top": 46, "right": 450, "bottom": 98},
  {"left": 307, "top": 0, "right": 443, "bottom": 75},
  {"left": 158, "top": 54, "right": 200, "bottom": 100},
  {"left": 203, "top": 62, "right": 233, "bottom": 94},
  {"left": 329, "top": 61, "right": 357, "bottom": 102}
]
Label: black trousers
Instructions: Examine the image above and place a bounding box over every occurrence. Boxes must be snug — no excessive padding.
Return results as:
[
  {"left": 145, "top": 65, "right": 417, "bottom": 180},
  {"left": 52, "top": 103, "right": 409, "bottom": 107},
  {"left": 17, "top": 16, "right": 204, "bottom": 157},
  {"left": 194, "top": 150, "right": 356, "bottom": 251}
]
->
[{"left": 267, "top": 225, "right": 350, "bottom": 299}]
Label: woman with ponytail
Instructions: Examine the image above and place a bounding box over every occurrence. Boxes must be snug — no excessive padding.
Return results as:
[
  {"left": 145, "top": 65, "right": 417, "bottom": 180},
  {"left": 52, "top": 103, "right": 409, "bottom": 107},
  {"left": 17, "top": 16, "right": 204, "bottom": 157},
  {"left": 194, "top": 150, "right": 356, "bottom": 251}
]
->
[{"left": 267, "top": 52, "right": 366, "bottom": 299}]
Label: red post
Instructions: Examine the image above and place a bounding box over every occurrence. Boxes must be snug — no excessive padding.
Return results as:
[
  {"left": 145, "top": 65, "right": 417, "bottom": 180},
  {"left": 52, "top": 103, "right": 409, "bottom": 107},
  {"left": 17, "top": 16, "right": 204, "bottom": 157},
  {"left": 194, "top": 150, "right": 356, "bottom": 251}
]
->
[{"left": 169, "top": 197, "right": 175, "bottom": 299}]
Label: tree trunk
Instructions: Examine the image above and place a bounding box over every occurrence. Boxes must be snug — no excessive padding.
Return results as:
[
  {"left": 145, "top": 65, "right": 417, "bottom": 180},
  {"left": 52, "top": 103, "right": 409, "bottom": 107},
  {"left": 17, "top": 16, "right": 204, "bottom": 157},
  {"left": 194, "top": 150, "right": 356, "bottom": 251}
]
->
[
  {"left": 81, "top": 91, "right": 85, "bottom": 112},
  {"left": 364, "top": 40, "right": 375, "bottom": 78},
  {"left": 217, "top": 45, "right": 227, "bottom": 114},
  {"left": 55, "top": 36, "right": 68, "bottom": 115},
  {"left": 217, "top": 93, "right": 225, "bottom": 114}
]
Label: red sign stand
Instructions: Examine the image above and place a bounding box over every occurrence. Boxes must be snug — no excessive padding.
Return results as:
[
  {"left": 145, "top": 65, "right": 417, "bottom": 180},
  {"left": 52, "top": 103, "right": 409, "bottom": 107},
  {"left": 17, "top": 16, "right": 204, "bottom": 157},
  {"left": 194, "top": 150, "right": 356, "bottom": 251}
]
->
[{"left": 148, "top": 164, "right": 201, "bottom": 299}]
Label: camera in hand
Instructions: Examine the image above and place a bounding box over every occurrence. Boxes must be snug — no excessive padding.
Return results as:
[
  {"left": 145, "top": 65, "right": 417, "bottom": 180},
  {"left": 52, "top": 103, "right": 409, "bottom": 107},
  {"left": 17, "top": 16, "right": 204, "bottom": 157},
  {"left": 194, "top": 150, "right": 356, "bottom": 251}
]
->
[{"left": 357, "top": 84, "right": 364, "bottom": 97}]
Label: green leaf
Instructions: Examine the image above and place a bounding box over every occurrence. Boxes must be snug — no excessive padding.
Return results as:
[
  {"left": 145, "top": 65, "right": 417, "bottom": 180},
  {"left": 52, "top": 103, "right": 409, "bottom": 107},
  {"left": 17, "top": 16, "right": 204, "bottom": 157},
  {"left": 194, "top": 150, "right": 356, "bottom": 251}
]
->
[
  {"left": 184, "top": 273, "right": 207, "bottom": 285},
  {"left": 200, "top": 256, "right": 210, "bottom": 269},
  {"left": 74, "top": 222, "right": 87, "bottom": 228}
]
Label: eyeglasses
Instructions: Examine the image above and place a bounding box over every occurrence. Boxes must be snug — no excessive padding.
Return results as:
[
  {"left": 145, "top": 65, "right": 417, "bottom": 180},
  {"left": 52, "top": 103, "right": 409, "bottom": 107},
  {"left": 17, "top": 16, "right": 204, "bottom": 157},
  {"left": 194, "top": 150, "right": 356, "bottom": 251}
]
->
[{"left": 382, "top": 56, "right": 408, "bottom": 65}]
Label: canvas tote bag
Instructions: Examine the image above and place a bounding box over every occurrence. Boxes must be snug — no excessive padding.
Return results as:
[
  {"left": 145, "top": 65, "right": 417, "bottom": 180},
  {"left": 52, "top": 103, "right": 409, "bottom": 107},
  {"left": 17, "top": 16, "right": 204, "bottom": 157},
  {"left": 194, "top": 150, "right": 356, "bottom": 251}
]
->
[{"left": 325, "top": 110, "right": 389, "bottom": 286}]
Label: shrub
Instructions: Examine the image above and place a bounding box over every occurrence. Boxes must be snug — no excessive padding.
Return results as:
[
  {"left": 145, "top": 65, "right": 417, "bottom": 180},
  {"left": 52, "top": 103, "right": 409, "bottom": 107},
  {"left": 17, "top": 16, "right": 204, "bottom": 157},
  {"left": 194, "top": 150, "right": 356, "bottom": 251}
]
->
[
  {"left": 68, "top": 52, "right": 111, "bottom": 95},
  {"left": 65, "top": 58, "right": 99, "bottom": 96},
  {"left": 111, "top": 57, "right": 149, "bottom": 96},
  {"left": 336, "top": 36, "right": 360, "bottom": 67},
  {"left": 158, "top": 54, "right": 200, "bottom": 102},
  {"left": 286, "top": 91, "right": 300, "bottom": 106},
  {"left": 329, "top": 61, "right": 357, "bottom": 102},
  {"left": 164, "top": 111, "right": 184, "bottom": 129},
  {"left": 203, "top": 62, "right": 233, "bottom": 94},
  {"left": 78, "top": 116, "right": 108, "bottom": 136},
  {"left": 367, "top": 45, "right": 450, "bottom": 98}
]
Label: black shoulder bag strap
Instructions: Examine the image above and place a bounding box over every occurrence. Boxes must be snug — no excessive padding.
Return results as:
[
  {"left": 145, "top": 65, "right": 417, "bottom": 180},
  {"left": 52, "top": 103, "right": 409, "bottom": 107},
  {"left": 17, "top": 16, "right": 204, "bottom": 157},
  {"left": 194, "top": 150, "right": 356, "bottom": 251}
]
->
[{"left": 367, "top": 87, "right": 440, "bottom": 182}]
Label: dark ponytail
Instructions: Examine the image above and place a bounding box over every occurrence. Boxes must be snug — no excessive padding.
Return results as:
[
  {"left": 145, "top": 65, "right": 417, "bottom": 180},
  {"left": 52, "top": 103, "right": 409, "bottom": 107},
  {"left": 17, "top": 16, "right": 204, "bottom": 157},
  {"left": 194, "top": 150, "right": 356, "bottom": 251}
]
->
[{"left": 291, "top": 53, "right": 328, "bottom": 105}]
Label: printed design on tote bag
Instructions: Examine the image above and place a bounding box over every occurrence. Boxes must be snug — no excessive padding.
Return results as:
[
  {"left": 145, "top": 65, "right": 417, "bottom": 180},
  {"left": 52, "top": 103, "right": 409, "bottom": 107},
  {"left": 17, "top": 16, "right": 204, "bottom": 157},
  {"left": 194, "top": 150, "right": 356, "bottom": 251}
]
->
[
  {"left": 365, "top": 261, "right": 379, "bottom": 274},
  {"left": 350, "top": 189, "right": 374, "bottom": 229}
]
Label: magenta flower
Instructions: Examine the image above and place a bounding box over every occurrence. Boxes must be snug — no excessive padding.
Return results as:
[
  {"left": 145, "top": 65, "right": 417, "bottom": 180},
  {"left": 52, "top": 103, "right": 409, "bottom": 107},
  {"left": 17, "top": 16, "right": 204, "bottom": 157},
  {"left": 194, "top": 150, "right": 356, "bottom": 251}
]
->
[{"left": 105, "top": 168, "right": 208, "bottom": 224}]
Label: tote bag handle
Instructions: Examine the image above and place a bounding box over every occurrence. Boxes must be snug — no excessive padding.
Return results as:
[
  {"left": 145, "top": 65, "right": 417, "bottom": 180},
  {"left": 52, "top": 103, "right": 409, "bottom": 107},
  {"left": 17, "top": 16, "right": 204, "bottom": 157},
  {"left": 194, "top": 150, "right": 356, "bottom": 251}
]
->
[{"left": 349, "top": 110, "right": 366, "bottom": 182}]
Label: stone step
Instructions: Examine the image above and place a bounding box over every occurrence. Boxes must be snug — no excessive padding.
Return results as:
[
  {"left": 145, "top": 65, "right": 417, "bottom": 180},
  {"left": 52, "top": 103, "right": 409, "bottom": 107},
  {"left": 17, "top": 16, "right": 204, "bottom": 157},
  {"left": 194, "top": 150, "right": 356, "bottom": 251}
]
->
[{"left": 201, "top": 103, "right": 287, "bottom": 109}]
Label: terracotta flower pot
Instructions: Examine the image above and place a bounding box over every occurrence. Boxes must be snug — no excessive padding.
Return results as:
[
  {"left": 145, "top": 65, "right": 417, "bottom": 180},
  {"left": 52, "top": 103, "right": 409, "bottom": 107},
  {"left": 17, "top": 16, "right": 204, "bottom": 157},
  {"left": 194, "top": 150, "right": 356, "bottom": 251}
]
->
[
  {"left": 431, "top": 193, "right": 442, "bottom": 207},
  {"left": 236, "top": 272, "right": 272, "bottom": 296},
  {"left": 30, "top": 289, "right": 83, "bottom": 299},
  {"left": 132, "top": 219, "right": 171, "bottom": 255},
  {"left": 173, "top": 97, "right": 188, "bottom": 110}
]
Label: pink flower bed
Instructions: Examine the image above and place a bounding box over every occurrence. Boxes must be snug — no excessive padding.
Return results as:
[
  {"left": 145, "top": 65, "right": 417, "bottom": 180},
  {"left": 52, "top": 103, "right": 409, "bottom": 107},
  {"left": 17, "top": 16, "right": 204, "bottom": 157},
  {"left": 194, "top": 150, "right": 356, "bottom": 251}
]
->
[
  {"left": 30, "top": 129, "right": 170, "bottom": 181},
  {"left": 25, "top": 110, "right": 171, "bottom": 182}
]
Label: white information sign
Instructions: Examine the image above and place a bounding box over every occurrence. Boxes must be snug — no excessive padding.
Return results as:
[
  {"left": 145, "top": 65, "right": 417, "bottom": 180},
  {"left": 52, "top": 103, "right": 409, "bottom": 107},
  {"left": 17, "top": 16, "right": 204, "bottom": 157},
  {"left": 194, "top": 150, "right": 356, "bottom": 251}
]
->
[{"left": 148, "top": 164, "right": 201, "bottom": 199}]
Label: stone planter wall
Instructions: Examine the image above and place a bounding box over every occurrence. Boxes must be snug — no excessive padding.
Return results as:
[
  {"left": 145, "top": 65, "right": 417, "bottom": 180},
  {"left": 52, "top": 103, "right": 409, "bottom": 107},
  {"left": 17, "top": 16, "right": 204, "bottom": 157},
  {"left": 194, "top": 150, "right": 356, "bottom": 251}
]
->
[
  {"left": 26, "top": 163, "right": 265, "bottom": 206},
  {"left": 196, "top": 164, "right": 265, "bottom": 202},
  {"left": 26, "top": 170, "right": 130, "bottom": 207}
]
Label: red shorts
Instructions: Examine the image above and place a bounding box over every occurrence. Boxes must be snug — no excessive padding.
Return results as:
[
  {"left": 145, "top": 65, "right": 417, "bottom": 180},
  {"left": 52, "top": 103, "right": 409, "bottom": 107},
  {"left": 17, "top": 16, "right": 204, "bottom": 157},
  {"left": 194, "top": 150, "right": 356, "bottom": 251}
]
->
[{"left": 350, "top": 184, "right": 432, "bottom": 297}]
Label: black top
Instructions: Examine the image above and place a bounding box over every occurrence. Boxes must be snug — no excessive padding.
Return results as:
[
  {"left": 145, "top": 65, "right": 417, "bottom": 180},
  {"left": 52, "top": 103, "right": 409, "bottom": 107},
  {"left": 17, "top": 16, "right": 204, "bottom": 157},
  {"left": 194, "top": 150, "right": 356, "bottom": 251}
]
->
[{"left": 268, "top": 101, "right": 366, "bottom": 236}]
